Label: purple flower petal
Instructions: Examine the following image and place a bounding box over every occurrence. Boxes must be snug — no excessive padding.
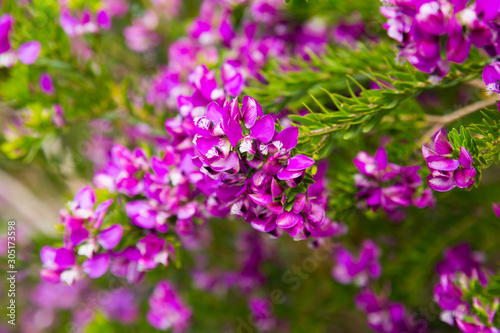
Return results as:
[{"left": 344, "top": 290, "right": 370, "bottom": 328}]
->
[
  {"left": 70, "top": 227, "right": 90, "bottom": 246},
  {"left": 427, "top": 173, "right": 456, "bottom": 192},
  {"left": 287, "top": 154, "right": 315, "bottom": 171},
  {"left": 248, "top": 193, "right": 274, "bottom": 206},
  {"left": 97, "top": 10, "right": 111, "bottom": 30},
  {"left": 93, "top": 199, "right": 113, "bottom": 229},
  {"left": 434, "top": 131, "right": 454, "bottom": 155},
  {"left": 454, "top": 168, "right": 476, "bottom": 189},
  {"left": 206, "top": 101, "right": 228, "bottom": 126},
  {"left": 277, "top": 167, "right": 303, "bottom": 180},
  {"left": 250, "top": 114, "right": 275, "bottom": 144},
  {"left": 39, "top": 73, "right": 55, "bottom": 95},
  {"left": 426, "top": 155, "right": 460, "bottom": 171},
  {"left": 241, "top": 96, "right": 263, "bottom": 128},
  {"left": 492, "top": 203, "right": 500, "bottom": 219},
  {"left": 274, "top": 127, "right": 299, "bottom": 151},
  {"left": 83, "top": 254, "right": 110, "bottom": 278},
  {"left": 225, "top": 118, "right": 243, "bottom": 147},
  {"left": 97, "top": 224, "right": 123, "bottom": 250},
  {"left": 375, "top": 147, "right": 388, "bottom": 169},
  {"left": 483, "top": 62, "right": 500, "bottom": 94},
  {"left": 276, "top": 211, "right": 302, "bottom": 228},
  {"left": 41, "top": 246, "right": 76, "bottom": 270},
  {"left": 458, "top": 146, "right": 473, "bottom": 169},
  {"left": 17, "top": 40, "right": 41, "bottom": 65},
  {"left": 74, "top": 186, "right": 96, "bottom": 210}
]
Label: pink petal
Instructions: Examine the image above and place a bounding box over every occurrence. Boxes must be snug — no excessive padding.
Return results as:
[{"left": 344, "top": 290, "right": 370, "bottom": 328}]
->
[
  {"left": 277, "top": 167, "right": 303, "bottom": 180},
  {"left": 426, "top": 155, "right": 460, "bottom": 171},
  {"left": 97, "top": 224, "right": 123, "bottom": 250},
  {"left": 74, "top": 186, "right": 96, "bottom": 210},
  {"left": 434, "top": 130, "right": 454, "bottom": 155},
  {"left": 17, "top": 41, "right": 41, "bottom": 65},
  {"left": 250, "top": 114, "right": 275, "bottom": 144},
  {"left": 83, "top": 254, "right": 110, "bottom": 278},
  {"left": 241, "top": 96, "right": 263, "bottom": 128},
  {"left": 225, "top": 118, "right": 243, "bottom": 147},
  {"left": 492, "top": 203, "right": 500, "bottom": 219},
  {"left": 458, "top": 146, "right": 473, "bottom": 169},
  {"left": 276, "top": 211, "right": 302, "bottom": 228},
  {"left": 70, "top": 227, "right": 90, "bottom": 246},
  {"left": 287, "top": 154, "right": 315, "bottom": 171},
  {"left": 427, "top": 174, "right": 456, "bottom": 192},
  {"left": 275, "top": 127, "right": 299, "bottom": 151}
]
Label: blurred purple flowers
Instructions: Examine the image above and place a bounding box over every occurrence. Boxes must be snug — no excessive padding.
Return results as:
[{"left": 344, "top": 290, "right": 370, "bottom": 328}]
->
[
  {"left": 434, "top": 244, "right": 498, "bottom": 332},
  {"left": 380, "top": 0, "right": 500, "bottom": 79},
  {"left": 147, "top": 281, "right": 191, "bottom": 332},
  {"left": 0, "top": 14, "right": 41, "bottom": 67},
  {"left": 354, "top": 147, "right": 434, "bottom": 221}
]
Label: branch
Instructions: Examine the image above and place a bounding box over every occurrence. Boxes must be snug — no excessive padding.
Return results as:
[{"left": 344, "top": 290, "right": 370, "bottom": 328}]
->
[
  {"left": 425, "top": 97, "right": 498, "bottom": 125},
  {"left": 420, "top": 96, "right": 499, "bottom": 146}
]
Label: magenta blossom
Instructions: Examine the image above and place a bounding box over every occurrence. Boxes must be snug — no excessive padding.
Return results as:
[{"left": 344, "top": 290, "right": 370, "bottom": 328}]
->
[
  {"left": 332, "top": 240, "right": 381, "bottom": 286},
  {"left": 147, "top": 281, "right": 191, "bottom": 332},
  {"left": 39, "top": 73, "right": 55, "bottom": 95},
  {"left": 354, "top": 147, "right": 434, "bottom": 220},
  {"left": 423, "top": 131, "right": 476, "bottom": 192}
]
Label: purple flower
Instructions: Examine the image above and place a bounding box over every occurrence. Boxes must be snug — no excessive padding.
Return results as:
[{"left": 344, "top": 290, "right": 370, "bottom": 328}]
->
[
  {"left": 0, "top": 14, "right": 13, "bottom": 54},
  {"left": 82, "top": 253, "right": 110, "bottom": 278},
  {"left": 136, "top": 233, "right": 174, "bottom": 271},
  {"left": 355, "top": 289, "right": 420, "bottom": 333},
  {"left": 40, "top": 246, "right": 79, "bottom": 284},
  {"left": 39, "top": 73, "right": 55, "bottom": 95},
  {"left": 147, "top": 281, "right": 191, "bottom": 332},
  {"left": 100, "top": 288, "right": 138, "bottom": 323},
  {"left": 483, "top": 61, "right": 500, "bottom": 95},
  {"left": 51, "top": 104, "right": 65, "bottom": 128},
  {"left": 493, "top": 203, "right": 500, "bottom": 219},
  {"left": 332, "top": 240, "right": 381, "bottom": 286},
  {"left": 17, "top": 40, "right": 41, "bottom": 65},
  {"left": 249, "top": 298, "right": 280, "bottom": 332},
  {"left": 354, "top": 147, "right": 432, "bottom": 219},
  {"left": 436, "top": 243, "right": 488, "bottom": 285},
  {"left": 96, "top": 10, "right": 111, "bottom": 30},
  {"left": 423, "top": 132, "right": 476, "bottom": 192}
]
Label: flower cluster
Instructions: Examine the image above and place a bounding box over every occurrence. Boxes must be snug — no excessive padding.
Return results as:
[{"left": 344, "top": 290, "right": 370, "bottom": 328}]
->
[
  {"left": 434, "top": 244, "right": 499, "bottom": 332},
  {"left": 380, "top": 0, "right": 500, "bottom": 79},
  {"left": 332, "top": 239, "right": 381, "bottom": 287},
  {"left": 40, "top": 186, "right": 177, "bottom": 285},
  {"left": 192, "top": 96, "right": 338, "bottom": 240},
  {"left": 356, "top": 289, "right": 422, "bottom": 333},
  {"left": 483, "top": 61, "right": 500, "bottom": 110},
  {"left": 0, "top": 14, "right": 41, "bottom": 67},
  {"left": 147, "top": 281, "right": 191, "bottom": 333},
  {"left": 331, "top": 240, "right": 422, "bottom": 332},
  {"left": 144, "top": 0, "right": 368, "bottom": 110},
  {"left": 354, "top": 147, "right": 434, "bottom": 221},
  {"left": 422, "top": 131, "right": 477, "bottom": 192}
]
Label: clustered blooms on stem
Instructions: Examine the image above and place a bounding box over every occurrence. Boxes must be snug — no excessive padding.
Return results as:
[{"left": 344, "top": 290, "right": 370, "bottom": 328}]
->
[
  {"left": 0, "top": 14, "right": 41, "bottom": 67},
  {"left": 193, "top": 96, "right": 342, "bottom": 240},
  {"left": 40, "top": 186, "right": 178, "bottom": 285},
  {"left": 144, "top": 0, "right": 368, "bottom": 110},
  {"left": 331, "top": 240, "right": 422, "bottom": 332},
  {"left": 332, "top": 239, "right": 381, "bottom": 287},
  {"left": 434, "top": 244, "right": 499, "bottom": 332},
  {"left": 422, "top": 131, "right": 477, "bottom": 192},
  {"left": 380, "top": 0, "right": 500, "bottom": 80},
  {"left": 354, "top": 147, "right": 434, "bottom": 221}
]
